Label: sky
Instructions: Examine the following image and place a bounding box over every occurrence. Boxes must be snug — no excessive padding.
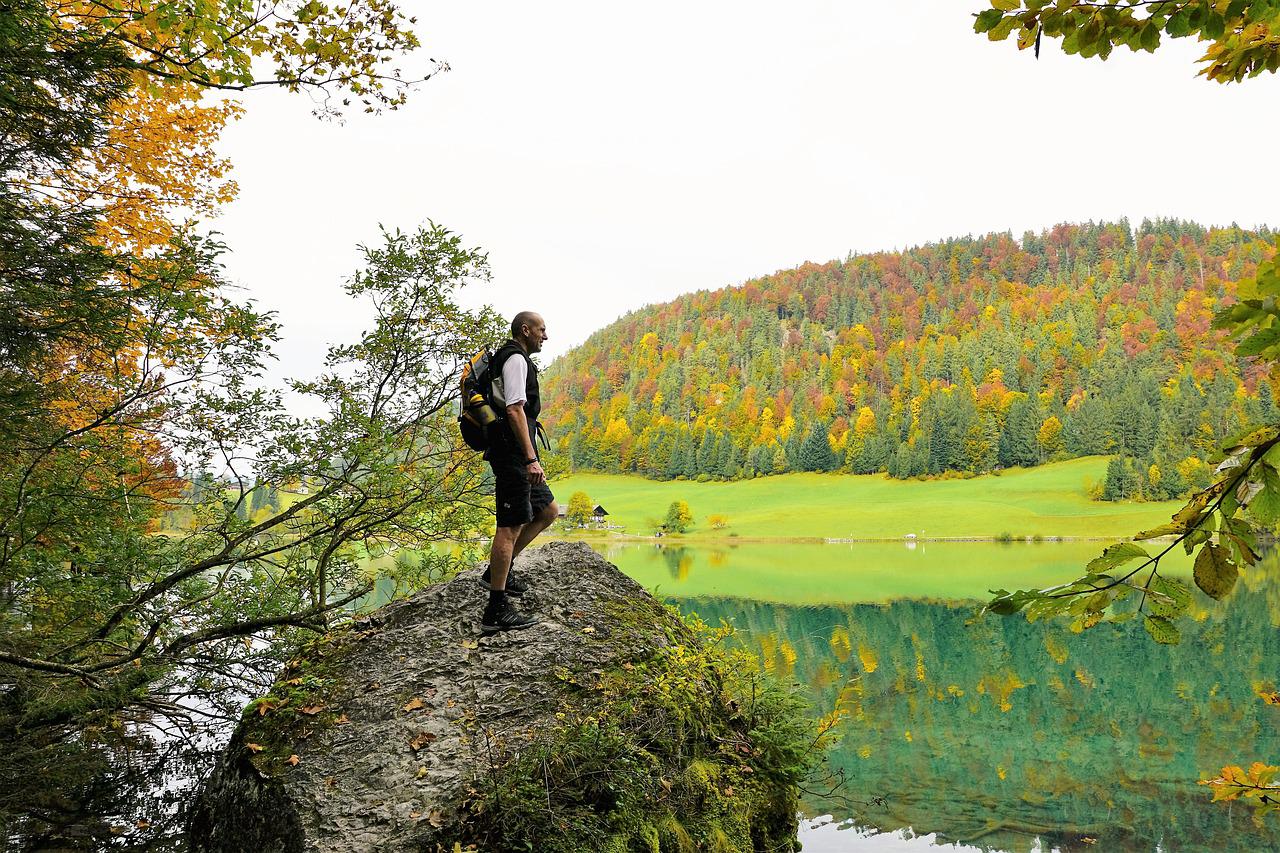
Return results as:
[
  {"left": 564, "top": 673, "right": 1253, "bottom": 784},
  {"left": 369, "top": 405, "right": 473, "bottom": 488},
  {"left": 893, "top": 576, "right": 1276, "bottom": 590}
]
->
[{"left": 213, "top": 0, "right": 1280, "bottom": 379}]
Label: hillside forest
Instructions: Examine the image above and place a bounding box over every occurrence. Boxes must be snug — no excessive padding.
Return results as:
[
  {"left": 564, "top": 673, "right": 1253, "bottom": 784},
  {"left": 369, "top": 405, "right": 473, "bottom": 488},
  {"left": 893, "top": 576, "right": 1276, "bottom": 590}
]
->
[{"left": 543, "top": 220, "right": 1278, "bottom": 501}]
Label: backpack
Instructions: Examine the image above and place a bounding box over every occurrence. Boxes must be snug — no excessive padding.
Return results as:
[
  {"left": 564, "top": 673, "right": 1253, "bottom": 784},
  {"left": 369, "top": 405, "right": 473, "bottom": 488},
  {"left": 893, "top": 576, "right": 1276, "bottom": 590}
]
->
[{"left": 458, "top": 348, "right": 499, "bottom": 451}]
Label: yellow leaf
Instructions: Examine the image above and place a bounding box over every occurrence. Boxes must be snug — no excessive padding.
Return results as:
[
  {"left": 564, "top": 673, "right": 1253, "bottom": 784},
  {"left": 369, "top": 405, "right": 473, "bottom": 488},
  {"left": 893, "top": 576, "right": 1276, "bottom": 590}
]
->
[{"left": 402, "top": 697, "right": 425, "bottom": 712}]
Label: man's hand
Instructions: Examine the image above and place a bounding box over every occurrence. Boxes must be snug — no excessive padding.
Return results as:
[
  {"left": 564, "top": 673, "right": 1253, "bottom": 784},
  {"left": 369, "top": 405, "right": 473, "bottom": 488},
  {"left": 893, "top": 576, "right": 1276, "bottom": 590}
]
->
[{"left": 526, "top": 460, "right": 546, "bottom": 485}]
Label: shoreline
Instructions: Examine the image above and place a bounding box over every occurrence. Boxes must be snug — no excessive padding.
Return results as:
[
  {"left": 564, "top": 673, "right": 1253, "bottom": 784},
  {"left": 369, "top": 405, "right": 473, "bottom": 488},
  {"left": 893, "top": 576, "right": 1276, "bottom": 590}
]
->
[{"left": 542, "top": 531, "right": 1163, "bottom": 546}]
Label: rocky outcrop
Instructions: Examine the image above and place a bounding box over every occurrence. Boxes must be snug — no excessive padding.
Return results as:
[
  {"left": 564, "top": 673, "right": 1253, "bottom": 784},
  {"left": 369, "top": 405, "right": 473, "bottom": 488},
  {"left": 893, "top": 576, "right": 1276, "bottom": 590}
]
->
[{"left": 189, "top": 541, "right": 804, "bottom": 853}]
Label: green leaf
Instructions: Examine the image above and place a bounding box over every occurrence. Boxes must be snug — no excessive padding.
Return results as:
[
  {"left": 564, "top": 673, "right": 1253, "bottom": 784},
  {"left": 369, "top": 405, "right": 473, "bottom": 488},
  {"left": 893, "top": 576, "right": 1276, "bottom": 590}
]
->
[
  {"left": 975, "top": 8, "right": 1005, "bottom": 32},
  {"left": 1193, "top": 542, "right": 1239, "bottom": 600},
  {"left": 986, "top": 588, "right": 1035, "bottom": 615},
  {"left": 1166, "top": 8, "right": 1192, "bottom": 37},
  {"left": 1143, "top": 615, "right": 1181, "bottom": 645},
  {"left": 1247, "top": 465, "right": 1280, "bottom": 526},
  {"left": 989, "top": 16, "right": 1020, "bottom": 40},
  {"left": 1148, "top": 576, "right": 1192, "bottom": 619},
  {"left": 1086, "top": 542, "right": 1150, "bottom": 573},
  {"left": 1204, "top": 11, "right": 1226, "bottom": 39},
  {"left": 991, "top": 0, "right": 1022, "bottom": 11},
  {"left": 1139, "top": 21, "right": 1161, "bottom": 52},
  {"left": 1235, "top": 325, "right": 1280, "bottom": 357},
  {"left": 1134, "top": 522, "right": 1186, "bottom": 540}
]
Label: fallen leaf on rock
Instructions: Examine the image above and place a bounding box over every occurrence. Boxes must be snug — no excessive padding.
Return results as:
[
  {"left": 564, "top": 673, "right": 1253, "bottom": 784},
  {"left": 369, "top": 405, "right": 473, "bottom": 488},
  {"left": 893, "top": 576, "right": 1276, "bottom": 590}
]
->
[
  {"left": 460, "top": 639, "right": 479, "bottom": 650},
  {"left": 409, "top": 732, "right": 437, "bottom": 751},
  {"left": 416, "top": 766, "right": 428, "bottom": 779},
  {"left": 409, "top": 810, "right": 422, "bottom": 819},
  {"left": 428, "top": 810, "right": 444, "bottom": 828},
  {"left": 402, "top": 697, "right": 425, "bottom": 712},
  {"left": 286, "top": 755, "right": 300, "bottom": 766},
  {"left": 135, "top": 820, "right": 150, "bottom": 829},
  {"left": 325, "top": 777, "right": 337, "bottom": 787},
  {"left": 300, "top": 704, "right": 324, "bottom": 715},
  {"left": 334, "top": 714, "right": 350, "bottom": 724},
  {"left": 244, "top": 742, "right": 264, "bottom": 753},
  {"left": 581, "top": 626, "right": 595, "bottom": 634}
]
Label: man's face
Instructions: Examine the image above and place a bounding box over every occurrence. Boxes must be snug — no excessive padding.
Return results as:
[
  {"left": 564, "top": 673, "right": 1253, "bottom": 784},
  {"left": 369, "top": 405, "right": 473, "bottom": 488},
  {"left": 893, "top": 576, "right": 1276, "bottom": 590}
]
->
[{"left": 522, "top": 315, "right": 548, "bottom": 353}]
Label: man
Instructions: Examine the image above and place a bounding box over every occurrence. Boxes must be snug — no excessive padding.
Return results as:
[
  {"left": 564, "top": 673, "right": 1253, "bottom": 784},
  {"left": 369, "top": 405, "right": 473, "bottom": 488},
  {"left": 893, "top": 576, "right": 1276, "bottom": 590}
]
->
[{"left": 479, "top": 311, "right": 559, "bottom": 632}]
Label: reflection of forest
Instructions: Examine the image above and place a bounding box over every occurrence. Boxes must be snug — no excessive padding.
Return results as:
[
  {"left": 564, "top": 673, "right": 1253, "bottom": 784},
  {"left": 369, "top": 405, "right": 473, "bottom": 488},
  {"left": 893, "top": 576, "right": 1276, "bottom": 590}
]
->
[{"left": 674, "top": 567, "right": 1280, "bottom": 853}]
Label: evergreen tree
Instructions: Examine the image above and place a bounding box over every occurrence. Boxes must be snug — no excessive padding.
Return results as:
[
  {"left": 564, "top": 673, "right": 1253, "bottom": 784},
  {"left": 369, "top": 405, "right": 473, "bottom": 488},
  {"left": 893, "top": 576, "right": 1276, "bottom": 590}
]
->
[
  {"left": 799, "top": 423, "right": 838, "bottom": 472},
  {"left": 999, "top": 396, "right": 1040, "bottom": 468},
  {"left": 1102, "top": 455, "right": 1139, "bottom": 501}
]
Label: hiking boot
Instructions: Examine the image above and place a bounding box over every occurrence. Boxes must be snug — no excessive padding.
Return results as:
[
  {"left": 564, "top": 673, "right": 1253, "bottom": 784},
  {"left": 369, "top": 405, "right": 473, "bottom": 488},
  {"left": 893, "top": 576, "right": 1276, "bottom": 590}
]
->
[
  {"left": 478, "top": 569, "right": 527, "bottom": 597},
  {"left": 480, "top": 598, "right": 538, "bottom": 633}
]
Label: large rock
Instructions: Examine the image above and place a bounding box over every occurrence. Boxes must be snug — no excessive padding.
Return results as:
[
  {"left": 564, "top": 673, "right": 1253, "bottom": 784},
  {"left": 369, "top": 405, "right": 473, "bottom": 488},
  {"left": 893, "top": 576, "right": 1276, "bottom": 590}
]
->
[{"left": 189, "top": 541, "right": 802, "bottom": 853}]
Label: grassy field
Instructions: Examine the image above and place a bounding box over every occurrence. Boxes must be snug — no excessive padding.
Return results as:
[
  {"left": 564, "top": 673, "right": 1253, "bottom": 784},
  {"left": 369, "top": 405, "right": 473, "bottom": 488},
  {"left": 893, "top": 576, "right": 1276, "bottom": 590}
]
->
[{"left": 550, "top": 457, "right": 1183, "bottom": 541}]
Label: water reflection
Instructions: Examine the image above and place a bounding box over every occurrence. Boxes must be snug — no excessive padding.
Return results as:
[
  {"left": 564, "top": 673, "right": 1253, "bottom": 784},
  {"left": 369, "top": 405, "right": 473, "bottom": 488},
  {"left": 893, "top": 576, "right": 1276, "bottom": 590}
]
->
[{"left": 593, "top": 542, "right": 1280, "bottom": 852}]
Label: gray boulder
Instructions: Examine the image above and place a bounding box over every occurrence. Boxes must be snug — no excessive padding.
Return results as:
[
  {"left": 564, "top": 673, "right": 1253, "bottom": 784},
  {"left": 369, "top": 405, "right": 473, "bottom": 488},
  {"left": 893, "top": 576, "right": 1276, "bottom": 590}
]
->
[{"left": 189, "top": 541, "right": 803, "bottom": 853}]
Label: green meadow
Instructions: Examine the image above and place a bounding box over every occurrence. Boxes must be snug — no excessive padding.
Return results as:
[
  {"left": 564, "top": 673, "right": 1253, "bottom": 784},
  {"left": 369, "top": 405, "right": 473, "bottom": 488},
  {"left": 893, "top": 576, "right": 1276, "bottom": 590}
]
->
[{"left": 551, "top": 456, "right": 1183, "bottom": 541}]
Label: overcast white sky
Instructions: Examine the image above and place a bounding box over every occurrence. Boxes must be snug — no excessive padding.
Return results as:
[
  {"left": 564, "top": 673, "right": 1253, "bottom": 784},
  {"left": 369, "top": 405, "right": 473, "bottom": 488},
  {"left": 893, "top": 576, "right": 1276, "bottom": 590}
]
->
[{"left": 213, "top": 0, "right": 1279, "bottom": 378}]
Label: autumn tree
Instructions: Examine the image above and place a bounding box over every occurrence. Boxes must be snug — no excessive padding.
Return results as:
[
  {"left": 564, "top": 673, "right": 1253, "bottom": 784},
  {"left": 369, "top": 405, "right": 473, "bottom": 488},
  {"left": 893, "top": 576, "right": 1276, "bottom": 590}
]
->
[
  {"left": 0, "top": 0, "right": 456, "bottom": 838},
  {"left": 664, "top": 500, "right": 695, "bottom": 533},
  {"left": 567, "top": 490, "right": 594, "bottom": 526}
]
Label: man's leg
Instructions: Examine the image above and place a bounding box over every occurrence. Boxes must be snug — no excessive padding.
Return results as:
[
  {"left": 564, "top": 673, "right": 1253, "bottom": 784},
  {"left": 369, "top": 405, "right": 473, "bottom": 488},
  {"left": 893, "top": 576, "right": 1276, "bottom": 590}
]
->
[
  {"left": 487, "top": 523, "right": 524, "bottom": 590},
  {"left": 511, "top": 500, "right": 559, "bottom": 561},
  {"left": 481, "top": 521, "right": 536, "bottom": 631}
]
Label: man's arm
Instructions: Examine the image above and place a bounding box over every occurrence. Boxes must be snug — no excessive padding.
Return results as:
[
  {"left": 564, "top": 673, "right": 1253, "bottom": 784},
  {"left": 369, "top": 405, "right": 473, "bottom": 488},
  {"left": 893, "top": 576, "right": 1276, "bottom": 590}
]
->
[{"left": 506, "top": 404, "right": 545, "bottom": 485}]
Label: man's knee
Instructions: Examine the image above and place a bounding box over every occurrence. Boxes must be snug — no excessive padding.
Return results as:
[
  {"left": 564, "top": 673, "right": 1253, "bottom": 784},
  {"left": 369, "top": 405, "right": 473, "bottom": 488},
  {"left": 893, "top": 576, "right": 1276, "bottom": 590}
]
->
[
  {"left": 539, "top": 501, "right": 559, "bottom": 525},
  {"left": 493, "top": 524, "right": 523, "bottom": 546}
]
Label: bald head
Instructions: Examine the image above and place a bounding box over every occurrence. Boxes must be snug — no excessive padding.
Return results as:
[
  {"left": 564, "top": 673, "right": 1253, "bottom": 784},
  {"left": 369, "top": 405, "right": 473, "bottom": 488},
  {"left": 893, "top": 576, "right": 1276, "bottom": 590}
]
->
[{"left": 511, "top": 312, "right": 547, "bottom": 354}]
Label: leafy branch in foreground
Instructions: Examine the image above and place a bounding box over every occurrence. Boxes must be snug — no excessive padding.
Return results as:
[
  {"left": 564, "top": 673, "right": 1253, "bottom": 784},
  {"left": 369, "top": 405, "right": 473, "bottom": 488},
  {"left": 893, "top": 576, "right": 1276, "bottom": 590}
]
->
[
  {"left": 1201, "top": 763, "right": 1280, "bottom": 825},
  {"left": 974, "top": 0, "right": 1280, "bottom": 83}
]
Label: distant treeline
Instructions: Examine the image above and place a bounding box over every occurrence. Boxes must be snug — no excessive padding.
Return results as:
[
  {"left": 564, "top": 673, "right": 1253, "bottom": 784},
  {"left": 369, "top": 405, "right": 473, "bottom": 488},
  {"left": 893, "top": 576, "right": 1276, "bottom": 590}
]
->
[{"left": 542, "top": 220, "right": 1277, "bottom": 497}]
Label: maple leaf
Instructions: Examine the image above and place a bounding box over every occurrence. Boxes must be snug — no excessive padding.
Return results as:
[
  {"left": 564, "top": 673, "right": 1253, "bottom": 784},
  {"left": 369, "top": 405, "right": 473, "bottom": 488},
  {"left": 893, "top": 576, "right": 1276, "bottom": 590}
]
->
[
  {"left": 300, "top": 704, "right": 324, "bottom": 715},
  {"left": 409, "top": 732, "right": 437, "bottom": 751},
  {"left": 244, "top": 742, "right": 264, "bottom": 753},
  {"left": 402, "top": 697, "right": 425, "bottom": 712},
  {"left": 286, "top": 754, "right": 300, "bottom": 766},
  {"left": 428, "top": 810, "right": 444, "bottom": 828}
]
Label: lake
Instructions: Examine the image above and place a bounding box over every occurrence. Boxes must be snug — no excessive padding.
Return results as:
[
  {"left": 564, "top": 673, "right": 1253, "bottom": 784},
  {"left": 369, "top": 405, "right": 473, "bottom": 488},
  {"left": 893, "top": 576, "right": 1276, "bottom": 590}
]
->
[
  {"left": 11, "top": 540, "right": 1277, "bottom": 851},
  {"left": 589, "top": 539, "right": 1280, "bottom": 852}
]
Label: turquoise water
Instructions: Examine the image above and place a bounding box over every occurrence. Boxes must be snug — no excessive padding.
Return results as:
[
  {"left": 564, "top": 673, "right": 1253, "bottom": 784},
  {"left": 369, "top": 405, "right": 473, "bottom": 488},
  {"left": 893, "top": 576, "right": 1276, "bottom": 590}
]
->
[{"left": 594, "top": 541, "right": 1280, "bottom": 853}]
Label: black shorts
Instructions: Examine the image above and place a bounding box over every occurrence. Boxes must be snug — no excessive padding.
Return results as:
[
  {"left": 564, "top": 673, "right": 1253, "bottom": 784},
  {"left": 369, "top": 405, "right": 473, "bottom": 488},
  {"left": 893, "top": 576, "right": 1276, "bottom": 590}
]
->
[{"left": 490, "top": 453, "right": 555, "bottom": 528}]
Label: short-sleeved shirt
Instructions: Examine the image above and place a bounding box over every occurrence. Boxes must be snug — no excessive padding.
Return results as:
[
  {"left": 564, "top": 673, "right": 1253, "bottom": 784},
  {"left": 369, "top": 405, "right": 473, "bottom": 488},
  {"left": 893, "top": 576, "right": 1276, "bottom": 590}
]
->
[{"left": 500, "top": 355, "right": 527, "bottom": 407}]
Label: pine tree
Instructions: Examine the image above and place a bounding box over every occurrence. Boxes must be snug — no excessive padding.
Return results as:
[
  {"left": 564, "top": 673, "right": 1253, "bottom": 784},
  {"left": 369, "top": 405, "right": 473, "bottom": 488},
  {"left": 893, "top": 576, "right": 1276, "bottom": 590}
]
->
[
  {"left": 999, "top": 396, "right": 1039, "bottom": 468},
  {"left": 799, "top": 423, "right": 837, "bottom": 472}
]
